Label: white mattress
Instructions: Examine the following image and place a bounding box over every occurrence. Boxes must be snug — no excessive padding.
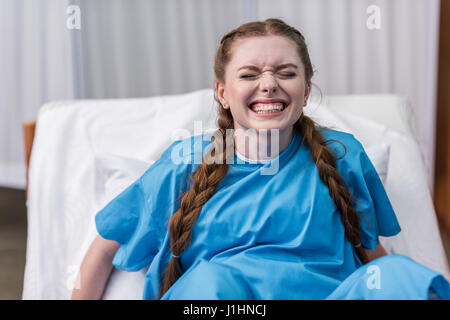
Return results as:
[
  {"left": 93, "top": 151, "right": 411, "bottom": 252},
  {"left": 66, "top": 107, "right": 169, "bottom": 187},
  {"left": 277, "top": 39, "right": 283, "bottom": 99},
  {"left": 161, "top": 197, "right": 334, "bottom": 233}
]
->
[{"left": 22, "top": 89, "right": 450, "bottom": 299}]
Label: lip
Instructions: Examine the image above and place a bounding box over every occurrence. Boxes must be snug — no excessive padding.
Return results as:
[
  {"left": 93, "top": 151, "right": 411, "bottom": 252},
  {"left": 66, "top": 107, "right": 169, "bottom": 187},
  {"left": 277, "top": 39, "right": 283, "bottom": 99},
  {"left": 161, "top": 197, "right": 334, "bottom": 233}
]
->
[{"left": 248, "top": 99, "right": 289, "bottom": 117}]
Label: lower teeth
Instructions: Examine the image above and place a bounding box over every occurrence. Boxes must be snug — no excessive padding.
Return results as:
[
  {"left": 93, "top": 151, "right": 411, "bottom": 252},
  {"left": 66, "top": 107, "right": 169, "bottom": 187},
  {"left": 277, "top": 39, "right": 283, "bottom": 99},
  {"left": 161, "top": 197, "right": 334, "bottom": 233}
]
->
[{"left": 255, "top": 109, "right": 283, "bottom": 114}]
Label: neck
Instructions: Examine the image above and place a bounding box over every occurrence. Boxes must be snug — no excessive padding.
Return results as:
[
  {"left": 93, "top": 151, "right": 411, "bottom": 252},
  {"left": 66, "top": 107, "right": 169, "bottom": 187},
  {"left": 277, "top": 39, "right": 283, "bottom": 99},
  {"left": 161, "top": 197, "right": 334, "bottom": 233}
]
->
[{"left": 234, "top": 126, "right": 294, "bottom": 161}]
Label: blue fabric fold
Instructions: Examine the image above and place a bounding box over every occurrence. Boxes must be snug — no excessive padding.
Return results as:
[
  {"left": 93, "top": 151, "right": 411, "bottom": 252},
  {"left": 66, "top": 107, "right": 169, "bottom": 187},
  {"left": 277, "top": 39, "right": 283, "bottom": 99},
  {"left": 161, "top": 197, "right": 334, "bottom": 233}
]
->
[{"left": 326, "top": 254, "right": 450, "bottom": 300}]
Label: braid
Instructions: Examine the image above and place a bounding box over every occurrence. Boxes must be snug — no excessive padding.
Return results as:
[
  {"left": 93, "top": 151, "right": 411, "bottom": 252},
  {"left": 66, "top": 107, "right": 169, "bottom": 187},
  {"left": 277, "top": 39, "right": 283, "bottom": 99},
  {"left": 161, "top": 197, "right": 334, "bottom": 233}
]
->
[
  {"left": 295, "top": 115, "right": 370, "bottom": 265},
  {"left": 159, "top": 109, "right": 234, "bottom": 298}
]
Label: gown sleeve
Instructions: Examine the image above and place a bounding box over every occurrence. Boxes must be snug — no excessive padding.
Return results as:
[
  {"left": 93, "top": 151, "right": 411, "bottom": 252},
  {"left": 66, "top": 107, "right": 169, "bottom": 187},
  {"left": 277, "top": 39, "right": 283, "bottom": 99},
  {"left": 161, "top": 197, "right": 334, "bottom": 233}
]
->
[
  {"left": 335, "top": 134, "right": 401, "bottom": 251},
  {"left": 95, "top": 140, "right": 192, "bottom": 271}
]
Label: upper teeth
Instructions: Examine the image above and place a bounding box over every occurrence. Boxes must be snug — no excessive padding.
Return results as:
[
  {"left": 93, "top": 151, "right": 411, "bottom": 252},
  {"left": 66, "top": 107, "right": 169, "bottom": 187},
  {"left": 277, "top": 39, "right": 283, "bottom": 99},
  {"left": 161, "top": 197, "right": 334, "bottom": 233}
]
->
[{"left": 251, "top": 103, "right": 285, "bottom": 111}]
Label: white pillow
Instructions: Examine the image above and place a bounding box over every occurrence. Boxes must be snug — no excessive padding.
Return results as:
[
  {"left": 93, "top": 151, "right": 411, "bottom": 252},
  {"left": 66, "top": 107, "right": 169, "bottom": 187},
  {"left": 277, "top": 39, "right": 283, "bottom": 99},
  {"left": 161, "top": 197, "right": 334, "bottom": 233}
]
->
[
  {"left": 365, "top": 143, "right": 391, "bottom": 186},
  {"left": 93, "top": 153, "right": 154, "bottom": 300},
  {"left": 94, "top": 153, "right": 155, "bottom": 209}
]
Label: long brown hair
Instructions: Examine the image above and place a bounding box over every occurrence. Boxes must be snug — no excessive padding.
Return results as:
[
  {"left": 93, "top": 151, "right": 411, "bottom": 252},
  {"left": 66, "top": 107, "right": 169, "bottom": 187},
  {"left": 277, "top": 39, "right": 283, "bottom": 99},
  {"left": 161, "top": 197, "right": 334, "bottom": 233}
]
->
[{"left": 159, "top": 18, "right": 369, "bottom": 299}]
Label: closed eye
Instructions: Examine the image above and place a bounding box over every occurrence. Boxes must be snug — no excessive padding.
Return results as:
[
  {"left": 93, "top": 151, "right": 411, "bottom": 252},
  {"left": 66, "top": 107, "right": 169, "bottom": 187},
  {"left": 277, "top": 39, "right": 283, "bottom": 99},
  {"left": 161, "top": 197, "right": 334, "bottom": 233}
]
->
[
  {"left": 280, "top": 73, "right": 296, "bottom": 77},
  {"left": 240, "top": 73, "right": 296, "bottom": 79}
]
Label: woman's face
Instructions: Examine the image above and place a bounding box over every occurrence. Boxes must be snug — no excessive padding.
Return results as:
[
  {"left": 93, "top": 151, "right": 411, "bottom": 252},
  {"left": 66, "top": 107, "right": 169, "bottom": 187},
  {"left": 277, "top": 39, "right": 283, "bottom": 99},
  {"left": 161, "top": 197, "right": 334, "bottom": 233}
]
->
[{"left": 216, "top": 35, "right": 311, "bottom": 134}]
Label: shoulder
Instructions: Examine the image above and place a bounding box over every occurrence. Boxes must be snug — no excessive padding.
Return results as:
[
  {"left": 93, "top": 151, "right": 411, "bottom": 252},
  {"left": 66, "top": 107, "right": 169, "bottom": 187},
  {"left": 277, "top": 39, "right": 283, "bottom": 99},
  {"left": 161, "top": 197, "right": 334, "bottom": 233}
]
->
[
  {"left": 317, "top": 127, "right": 378, "bottom": 183},
  {"left": 318, "top": 127, "right": 365, "bottom": 161}
]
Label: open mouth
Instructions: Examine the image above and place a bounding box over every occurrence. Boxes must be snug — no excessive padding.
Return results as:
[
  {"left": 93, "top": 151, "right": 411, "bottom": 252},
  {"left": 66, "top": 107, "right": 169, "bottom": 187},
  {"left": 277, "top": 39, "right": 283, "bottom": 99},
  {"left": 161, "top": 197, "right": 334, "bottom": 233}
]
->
[{"left": 248, "top": 102, "right": 288, "bottom": 115}]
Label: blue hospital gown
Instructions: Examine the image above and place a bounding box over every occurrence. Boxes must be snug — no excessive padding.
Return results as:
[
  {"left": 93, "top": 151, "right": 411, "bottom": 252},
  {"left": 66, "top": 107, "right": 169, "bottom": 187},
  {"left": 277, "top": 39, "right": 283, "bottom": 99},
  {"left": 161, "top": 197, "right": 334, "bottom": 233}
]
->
[{"left": 95, "top": 128, "right": 450, "bottom": 300}]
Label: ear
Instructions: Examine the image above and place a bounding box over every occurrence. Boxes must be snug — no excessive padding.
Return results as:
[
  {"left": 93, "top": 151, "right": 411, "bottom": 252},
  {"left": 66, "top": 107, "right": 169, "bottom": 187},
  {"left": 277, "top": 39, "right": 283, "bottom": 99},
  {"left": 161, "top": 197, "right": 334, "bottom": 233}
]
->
[
  {"left": 304, "top": 82, "right": 312, "bottom": 104},
  {"left": 215, "top": 81, "right": 229, "bottom": 109}
]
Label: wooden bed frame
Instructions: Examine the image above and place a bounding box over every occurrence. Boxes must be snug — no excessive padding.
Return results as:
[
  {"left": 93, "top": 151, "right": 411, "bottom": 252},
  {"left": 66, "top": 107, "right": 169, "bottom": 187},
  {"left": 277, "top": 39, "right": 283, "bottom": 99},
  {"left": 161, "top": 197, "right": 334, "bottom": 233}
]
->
[{"left": 23, "top": 121, "right": 36, "bottom": 199}]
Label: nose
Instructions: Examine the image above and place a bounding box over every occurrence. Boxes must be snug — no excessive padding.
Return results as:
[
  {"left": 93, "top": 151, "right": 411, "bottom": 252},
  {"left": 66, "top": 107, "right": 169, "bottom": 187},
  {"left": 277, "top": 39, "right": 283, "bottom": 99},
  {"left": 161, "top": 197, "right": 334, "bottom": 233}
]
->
[{"left": 259, "top": 72, "right": 278, "bottom": 95}]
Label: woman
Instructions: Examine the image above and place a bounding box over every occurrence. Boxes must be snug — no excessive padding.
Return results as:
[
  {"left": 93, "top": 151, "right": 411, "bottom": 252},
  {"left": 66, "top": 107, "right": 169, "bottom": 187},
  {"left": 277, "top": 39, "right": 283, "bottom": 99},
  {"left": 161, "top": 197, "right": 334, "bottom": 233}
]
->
[{"left": 72, "top": 18, "right": 449, "bottom": 300}]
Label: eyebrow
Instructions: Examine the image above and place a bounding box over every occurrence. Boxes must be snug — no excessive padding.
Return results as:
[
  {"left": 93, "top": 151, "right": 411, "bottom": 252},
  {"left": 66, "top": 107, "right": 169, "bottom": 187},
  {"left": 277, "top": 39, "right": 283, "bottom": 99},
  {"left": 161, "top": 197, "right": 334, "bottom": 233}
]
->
[{"left": 237, "top": 63, "right": 298, "bottom": 71}]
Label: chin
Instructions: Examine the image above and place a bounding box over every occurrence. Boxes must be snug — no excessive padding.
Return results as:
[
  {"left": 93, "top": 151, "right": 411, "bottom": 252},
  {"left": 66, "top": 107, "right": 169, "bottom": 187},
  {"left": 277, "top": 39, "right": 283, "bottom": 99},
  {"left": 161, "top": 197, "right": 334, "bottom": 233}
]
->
[{"left": 249, "top": 121, "right": 294, "bottom": 132}]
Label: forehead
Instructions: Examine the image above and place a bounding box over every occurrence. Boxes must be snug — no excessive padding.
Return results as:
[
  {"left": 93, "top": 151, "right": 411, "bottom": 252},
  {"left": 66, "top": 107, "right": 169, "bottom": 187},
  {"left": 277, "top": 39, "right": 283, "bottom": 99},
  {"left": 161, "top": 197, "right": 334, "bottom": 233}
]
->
[{"left": 228, "top": 35, "right": 302, "bottom": 71}]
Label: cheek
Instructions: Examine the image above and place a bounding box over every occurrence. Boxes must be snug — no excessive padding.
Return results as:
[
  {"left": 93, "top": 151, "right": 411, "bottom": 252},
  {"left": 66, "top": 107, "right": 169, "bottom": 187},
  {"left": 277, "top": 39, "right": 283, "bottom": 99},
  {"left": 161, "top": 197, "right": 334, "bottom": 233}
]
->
[
  {"left": 233, "top": 83, "right": 253, "bottom": 97},
  {"left": 226, "top": 81, "right": 248, "bottom": 97},
  {"left": 226, "top": 82, "right": 250, "bottom": 102},
  {"left": 285, "top": 81, "right": 306, "bottom": 95}
]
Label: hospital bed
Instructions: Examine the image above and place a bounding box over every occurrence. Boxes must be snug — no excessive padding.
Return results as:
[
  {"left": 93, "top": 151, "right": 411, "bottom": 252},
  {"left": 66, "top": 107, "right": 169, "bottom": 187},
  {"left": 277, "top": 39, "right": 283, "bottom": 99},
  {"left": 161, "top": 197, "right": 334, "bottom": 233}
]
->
[{"left": 21, "top": 88, "right": 450, "bottom": 299}]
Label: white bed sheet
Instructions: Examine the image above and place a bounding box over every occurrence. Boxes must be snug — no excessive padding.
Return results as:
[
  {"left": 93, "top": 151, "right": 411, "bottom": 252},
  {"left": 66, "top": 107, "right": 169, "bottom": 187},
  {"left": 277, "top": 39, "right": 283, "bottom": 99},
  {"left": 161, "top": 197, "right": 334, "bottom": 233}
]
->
[{"left": 22, "top": 89, "right": 450, "bottom": 299}]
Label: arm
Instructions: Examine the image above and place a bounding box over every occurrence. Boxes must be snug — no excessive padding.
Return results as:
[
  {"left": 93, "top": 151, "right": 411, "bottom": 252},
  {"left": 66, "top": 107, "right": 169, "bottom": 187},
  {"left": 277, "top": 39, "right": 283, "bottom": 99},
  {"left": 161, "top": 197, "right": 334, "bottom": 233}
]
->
[
  {"left": 71, "top": 234, "right": 120, "bottom": 300},
  {"left": 364, "top": 243, "right": 388, "bottom": 262}
]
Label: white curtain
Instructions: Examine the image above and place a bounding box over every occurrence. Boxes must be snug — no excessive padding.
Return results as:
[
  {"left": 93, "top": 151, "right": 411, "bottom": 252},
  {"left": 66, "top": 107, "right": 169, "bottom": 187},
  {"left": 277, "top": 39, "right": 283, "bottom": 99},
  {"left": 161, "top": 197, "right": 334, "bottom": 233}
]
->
[
  {"left": 0, "top": 0, "right": 440, "bottom": 192},
  {"left": 1, "top": 0, "right": 75, "bottom": 189}
]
